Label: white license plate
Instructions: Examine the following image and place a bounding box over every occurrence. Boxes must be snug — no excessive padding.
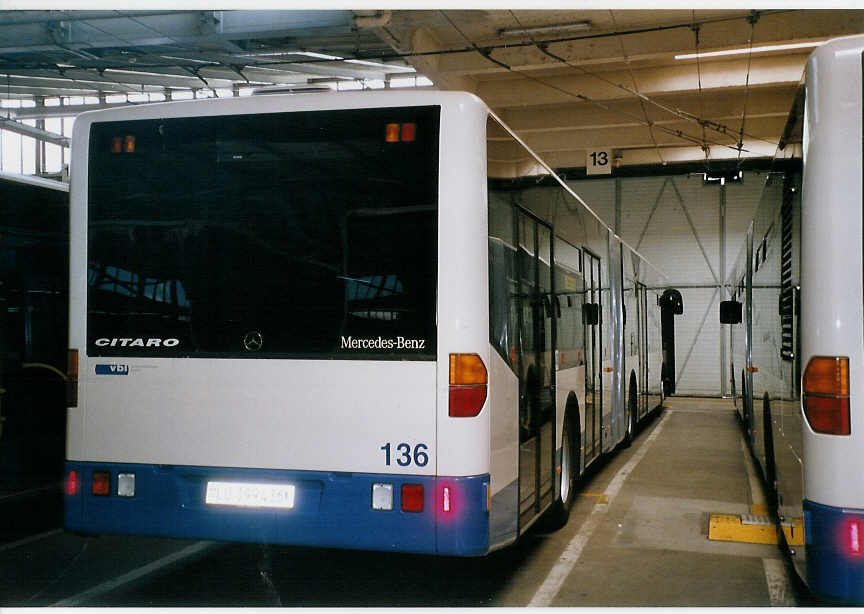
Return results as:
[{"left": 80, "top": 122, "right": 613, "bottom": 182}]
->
[{"left": 205, "top": 481, "right": 296, "bottom": 509}]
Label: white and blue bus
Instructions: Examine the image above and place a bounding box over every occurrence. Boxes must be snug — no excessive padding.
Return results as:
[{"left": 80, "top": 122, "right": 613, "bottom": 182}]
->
[
  {"left": 724, "top": 35, "right": 864, "bottom": 603},
  {"left": 63, "top": 90, "right": 666, "bottom": 555}
]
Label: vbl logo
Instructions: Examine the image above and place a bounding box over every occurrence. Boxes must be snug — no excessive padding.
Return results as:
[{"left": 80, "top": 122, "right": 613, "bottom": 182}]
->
[{"left": 95, "top": 364, "right": 130, "bottom": 375}]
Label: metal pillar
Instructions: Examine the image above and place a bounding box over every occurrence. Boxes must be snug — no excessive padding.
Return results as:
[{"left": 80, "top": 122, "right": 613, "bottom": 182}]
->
[{"left": 720, "top": 183, "right": 727, "bottom": 396}]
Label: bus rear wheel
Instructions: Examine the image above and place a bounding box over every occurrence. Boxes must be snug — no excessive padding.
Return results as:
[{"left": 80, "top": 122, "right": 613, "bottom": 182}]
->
[{"left": 540, "top": 414, "right": 577, "bottom": 530}]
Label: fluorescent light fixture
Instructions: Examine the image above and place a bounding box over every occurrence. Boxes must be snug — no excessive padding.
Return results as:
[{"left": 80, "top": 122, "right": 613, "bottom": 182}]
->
[
  {"left": 675, "top": 41, "right": 824, "bottom": 60},
  {"left": 291, "top": 51, "right": 343, "bottom": 61},
  {"left": 499, "top": 21, "right": 591, "bottom": 38},
  {"left": 345, "top": 59, "right": 415, "bottom": 72}
]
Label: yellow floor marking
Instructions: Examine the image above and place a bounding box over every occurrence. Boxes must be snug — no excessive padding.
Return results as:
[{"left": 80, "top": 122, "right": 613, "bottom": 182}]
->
[
  {"left": 580, "top": 493, "right": 608, "bottom": 504},
  {"left": 751, "top": 503, "right": 768, "bottom": 515},
  {"left": 708, "top": 514, "right": 804, "bottom": 546}
]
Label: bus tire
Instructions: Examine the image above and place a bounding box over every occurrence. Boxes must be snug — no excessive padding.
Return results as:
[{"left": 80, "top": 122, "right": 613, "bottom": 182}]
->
[
  {"left": 623, "top": 371, "right": 638, "bottom": 447},
  {"left": 763, "top": 393, "right": 778, "bottom": 506},
  {"left": 540, "top": 410, "right": 577, "bottom": 531}
]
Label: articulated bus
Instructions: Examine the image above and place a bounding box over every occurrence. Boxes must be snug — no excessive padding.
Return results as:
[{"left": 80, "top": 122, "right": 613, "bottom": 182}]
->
[
  {"left": 64, "top": 90, "right": 666, "bottom": 555},
  {"left": 724, "top": 35, "right": 864, "bottom": 603}
]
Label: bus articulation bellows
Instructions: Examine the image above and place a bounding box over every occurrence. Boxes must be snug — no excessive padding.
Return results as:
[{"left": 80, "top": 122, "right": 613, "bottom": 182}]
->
[{"left": 64, "top": 90, "right": 667, "bottom": 555}]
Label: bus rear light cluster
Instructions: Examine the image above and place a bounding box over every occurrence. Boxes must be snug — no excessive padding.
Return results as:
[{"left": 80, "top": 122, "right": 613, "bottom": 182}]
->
[
  {"left": 111, "top": 135, "right": 136, "bottom": 153},
  {"left": 384, "top": 122, "right": 416, "bottom": 143},
  {"left": 65, "top": 470, "right": 136, "bottom": 497},
  {"left": 803, "top": 356, "right": 850, "bottom": 435},
  {"left": 370, "top": 483, "right": 424, "bottom": 512},
  {"left": 449, "top": 354, "right": 487, "bottom": 417}
]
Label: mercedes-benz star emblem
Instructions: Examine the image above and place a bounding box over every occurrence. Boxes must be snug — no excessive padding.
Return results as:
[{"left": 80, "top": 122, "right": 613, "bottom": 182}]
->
[{"left": 243, "top": 331, "right": 264, "bottom": 352}]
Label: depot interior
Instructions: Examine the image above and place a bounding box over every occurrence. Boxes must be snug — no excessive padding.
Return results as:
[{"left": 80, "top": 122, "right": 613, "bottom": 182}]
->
[{"left": 1, "top": 7, "right": 862, "bottom": 520}]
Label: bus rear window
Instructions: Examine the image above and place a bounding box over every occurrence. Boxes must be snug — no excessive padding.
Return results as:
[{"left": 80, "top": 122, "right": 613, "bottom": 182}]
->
[{"left": 87, "top": 106, "right": 439, "bottom": 359}]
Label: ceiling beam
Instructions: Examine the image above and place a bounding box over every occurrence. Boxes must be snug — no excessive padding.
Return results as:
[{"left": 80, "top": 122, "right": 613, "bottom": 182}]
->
[
  {"left": 0, "top": 117, "right": 69, "bottom": 147},
  {"left": 475, "top": 55, "right": 805, "bottom": 108},
  {"left": 416, "top": 10, "right": 864, "bottom": 78}
]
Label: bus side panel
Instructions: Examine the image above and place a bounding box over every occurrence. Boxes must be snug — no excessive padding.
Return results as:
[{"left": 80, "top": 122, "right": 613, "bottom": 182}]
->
[{"left": 488, "top": 349, "right": 519, "bottom": 548}]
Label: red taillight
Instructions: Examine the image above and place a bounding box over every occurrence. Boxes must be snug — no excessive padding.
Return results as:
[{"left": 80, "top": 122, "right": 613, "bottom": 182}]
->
[
  {"left": 67, "top": 348, "right": 78, "bottom": 408},
  {"left": 65, "top": 470, "right": 79, "bottom": 496},
  {"left": 400, "top": 122, "right": 416, "bottom": 142},
  {"left": 849, "top": 519, "right": 864, "bottom": 556},
  {"left": 449, "top": 353, "right": 487, "bottom": 417},
  {"left": 92, "top": 471, "right": 110, "bottom": 496},
  {"left": 803, "top": 356, "right": 850, "bottom": 435},
  {"left": 401, "top": 484, "right": 424, "bottom": 513},
  {"left": 111, "top": 136, "right": 123, "bottom": 153}
]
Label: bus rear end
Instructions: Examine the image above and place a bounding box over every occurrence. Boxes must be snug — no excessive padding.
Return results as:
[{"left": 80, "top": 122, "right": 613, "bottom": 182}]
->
[{"left": 64, "top": 93, "right": 491, "bottom": 556}]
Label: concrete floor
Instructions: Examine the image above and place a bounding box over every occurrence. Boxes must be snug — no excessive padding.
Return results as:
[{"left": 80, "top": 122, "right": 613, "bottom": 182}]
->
[{"left": 498, "top": 396, "right": 801, "bottom": 606}]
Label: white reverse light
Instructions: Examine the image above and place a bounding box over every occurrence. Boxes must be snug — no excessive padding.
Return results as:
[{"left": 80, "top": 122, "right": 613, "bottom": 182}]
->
[
  {"left": 372, "top": 483, "right": 394, "bottom": 511},
  {"left": 117, "top": 473, "right": 136, "bottom": 497}
]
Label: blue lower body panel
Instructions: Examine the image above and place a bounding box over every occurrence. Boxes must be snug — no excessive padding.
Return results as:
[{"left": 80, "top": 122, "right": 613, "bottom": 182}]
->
[
  {"left": 64, "top": 462, "right": 490, "bottom": 556},
  {"left": 804, "top": 499, "right": 864, "bottom": 603}
]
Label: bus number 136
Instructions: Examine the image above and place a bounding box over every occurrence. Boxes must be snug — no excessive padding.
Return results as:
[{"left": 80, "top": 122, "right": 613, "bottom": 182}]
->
[{"left": 380, "top": 442, "right": 429, "bottom": 467}]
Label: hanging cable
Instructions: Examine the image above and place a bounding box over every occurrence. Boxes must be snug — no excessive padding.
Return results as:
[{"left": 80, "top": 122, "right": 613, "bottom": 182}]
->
[
  {"left": 503, "top": 11, "right": 774, "bottom": 153},
  {"left": 691, "top": 14, "right": 711, "bottom": 172},
  {"left": 737, "top": 11, "right": 759, "bottom": 167},
  {"left": 607, "top": 10, "right": 666, "bottom": 165}
]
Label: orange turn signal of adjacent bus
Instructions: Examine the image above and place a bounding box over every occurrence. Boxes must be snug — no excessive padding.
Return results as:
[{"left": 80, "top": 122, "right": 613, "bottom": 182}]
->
[
  {"left": 803, "top": 356, "right": 850, "bottom": 435},
  {"left": 449, "top": 353, "right": 487, "bottom": 417}
]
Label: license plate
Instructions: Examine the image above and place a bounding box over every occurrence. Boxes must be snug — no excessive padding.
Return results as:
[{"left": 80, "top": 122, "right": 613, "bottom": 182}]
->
[{"left": 205, "top": 481, "right": 296, "bottom": 509}]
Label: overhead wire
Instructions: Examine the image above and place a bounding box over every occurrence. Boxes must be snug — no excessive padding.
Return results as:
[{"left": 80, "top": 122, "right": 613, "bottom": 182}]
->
[
  {"left": 503, "top": 10, "right": 774, "bottom": 155},
  {"left": 737, "top": 11, "right": 759, "bottom": 168},
  {"left": 606, "top": 9, "right": 666, "bottom": 165},
  {"left": 445, "top": 10, "right": 744, "bottom": 156},
  {"left": 691, "top": 13, "right": 711, "bottom": 171}
]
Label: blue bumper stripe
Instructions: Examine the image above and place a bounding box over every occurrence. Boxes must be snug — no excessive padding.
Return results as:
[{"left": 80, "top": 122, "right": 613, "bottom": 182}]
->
[
  {"left": 65, "top": 462, "right": 489, "bottom": 556},
  {"left": 804, "top": 499, "right": 864, "bottom": 603}
]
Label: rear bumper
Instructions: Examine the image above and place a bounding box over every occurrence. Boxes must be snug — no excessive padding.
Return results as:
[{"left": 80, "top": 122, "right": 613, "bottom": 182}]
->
[
  {"left": 64, "top": 462, "right": 490, "bottom": 556},
  {"left": 804, "top": 499, "right": 864, "bottom": 603}
]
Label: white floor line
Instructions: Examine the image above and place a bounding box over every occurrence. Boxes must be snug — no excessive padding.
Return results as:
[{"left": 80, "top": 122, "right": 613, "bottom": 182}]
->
[
  {"left": 763, "top": 558, "right": 796, "bottom": 606},
  {"left": 51, "top": 540, "right": 214, "bottom": 606},
  {"left": 528, "top": 412, "right": 669, "bottom": 607},
  {"left": 0, "top": 528, "right": 62, "bottom": 554}
]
